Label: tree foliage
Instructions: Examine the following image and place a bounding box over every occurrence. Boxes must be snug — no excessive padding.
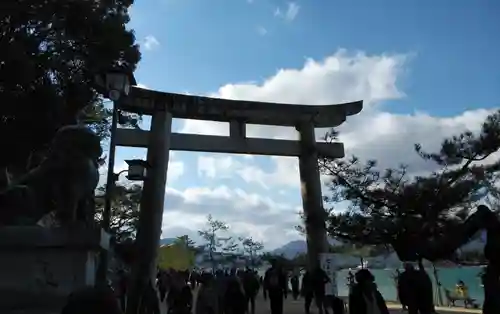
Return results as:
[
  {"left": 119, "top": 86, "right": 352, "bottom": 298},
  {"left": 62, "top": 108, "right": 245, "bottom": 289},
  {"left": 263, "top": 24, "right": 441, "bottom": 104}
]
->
[
  {"left": 239, "top": 236, "right": 264, "bottom": 267},
  {"left": 0, "top": 0, "right": 141, "bottom": 175},
  {"left": 197, "top": 214, "right": 231, "bottom": 269},
  {"left": 95, "top": 183, "right": 141, "bottom": 243},
  {"left": 322, "top": 110, "right": 500, "bottom": 261},
  {"left": 175, "top": 235, "right": 197, "bottom": 251}
]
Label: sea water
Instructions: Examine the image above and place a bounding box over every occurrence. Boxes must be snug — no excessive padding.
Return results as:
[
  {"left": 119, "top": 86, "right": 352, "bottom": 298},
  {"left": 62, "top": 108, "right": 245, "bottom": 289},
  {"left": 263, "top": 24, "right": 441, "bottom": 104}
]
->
[
  {"left": 259, "top": 266, "right": 485, "bottom": 304},
  {"left": 338, "top": 266, "right": 484, "bottom": 304}
]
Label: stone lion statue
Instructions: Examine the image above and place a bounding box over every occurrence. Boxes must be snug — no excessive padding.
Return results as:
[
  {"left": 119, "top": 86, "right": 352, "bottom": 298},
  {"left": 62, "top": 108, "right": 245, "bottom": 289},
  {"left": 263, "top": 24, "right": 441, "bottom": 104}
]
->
[{"left": 0, "top": 125, "right": 102, "bottom": 226}]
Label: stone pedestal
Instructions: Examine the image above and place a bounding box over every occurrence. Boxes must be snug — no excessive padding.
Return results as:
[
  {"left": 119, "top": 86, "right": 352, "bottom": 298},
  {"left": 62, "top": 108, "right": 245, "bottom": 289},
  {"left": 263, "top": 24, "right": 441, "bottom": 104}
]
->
[{"left": 0, "top": 226, "right": 110, "bottom": 313}]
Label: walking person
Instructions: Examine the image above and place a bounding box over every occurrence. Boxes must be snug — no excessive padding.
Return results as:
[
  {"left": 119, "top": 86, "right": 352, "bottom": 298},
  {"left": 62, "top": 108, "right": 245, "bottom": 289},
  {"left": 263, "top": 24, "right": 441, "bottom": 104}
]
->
[
  {"left": 167, "top": 273, "right": 192, "bottom": 314},
  {"left": 196, "top": 272, "right": 219, "bottom": 314},
  {"left": 398, "top": 262, "right": 435, "bottom": 314},
  {"left": 214, "top": 269, "right": 227, "bottom": 314},
  {"left": 348, "top": 269, "right": 389, "bottom": 314},
  {"left": 224, "top": 268, "right": 246, "bottom": 314},
  {"left": 290, "top": 271, "right": 300, "bottom": 300},
  {"left": 302, "top": 265, "right": 330, "bottom": 314},
  {"left": 263, "top": 259, "right": 287, "bottom": 314},
  {"left": 242, "top": 269, "right": 260, "bottom": 314}
]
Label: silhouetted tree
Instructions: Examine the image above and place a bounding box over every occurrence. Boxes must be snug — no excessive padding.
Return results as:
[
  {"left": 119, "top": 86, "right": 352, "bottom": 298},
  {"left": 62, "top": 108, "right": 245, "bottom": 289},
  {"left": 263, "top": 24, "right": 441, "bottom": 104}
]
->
[
  {"left": 198, "top": 214, "right": 230, "bottom": 270},
  {"left": 322, "top": 110, "right": 500, "bottom": 261},
  {"left": 0, "top": 0, "right": 141, "bottom": 176},
  {"left": 95, "top": 184, "right": 141, "bottom": 243},
  {"left": 175, "top": 235, "right": 197, "bottom": 251},
  {"left": 239, "top": 236, "right": 264, "bottom": 267}
]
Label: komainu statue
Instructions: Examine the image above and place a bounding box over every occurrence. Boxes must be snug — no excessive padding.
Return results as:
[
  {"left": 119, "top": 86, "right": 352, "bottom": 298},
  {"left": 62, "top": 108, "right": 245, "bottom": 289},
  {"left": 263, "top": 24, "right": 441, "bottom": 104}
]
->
[{"left": 0, "top": 125, "right": 102, "bottom": 226}]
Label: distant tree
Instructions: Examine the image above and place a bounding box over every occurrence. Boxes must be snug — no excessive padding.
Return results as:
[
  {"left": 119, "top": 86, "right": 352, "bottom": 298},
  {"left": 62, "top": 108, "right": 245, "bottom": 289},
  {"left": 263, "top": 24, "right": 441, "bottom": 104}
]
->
[
  {"left": 239, "top": 237, "right": 264, "bottom": 267},
  {"left": 175, "top": 235, "right": 197, "bottom": 250},
  {"left": 0, "top": 0, "right": 141, "bottom": 176},
  {"left": 322, "top": 110, "right": 500, "bottom": 261},
  {"left": 197, "top": 214, "right": 230, "bottom": 270},
  {"left": 95, "top": 184, "right": 141, "bottom": 243},
  {"left": 221, "top": 237, "right": 240, "bottom": 266}
]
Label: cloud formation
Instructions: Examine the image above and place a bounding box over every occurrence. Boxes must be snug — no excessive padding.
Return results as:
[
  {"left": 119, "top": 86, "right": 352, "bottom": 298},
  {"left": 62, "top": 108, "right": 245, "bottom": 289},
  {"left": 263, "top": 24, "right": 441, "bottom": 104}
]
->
[
  {"left": 143, "top": 35, "right": 160, "bottom": 51},
  {"left": 162, "top": 186, "right": 302, "bottom": 249},
  {"left": 158, "top": 49, "right": 495, "bottom": 249},
  {"left": 274, "top": 2, "right": 300, "bottom": 22}
]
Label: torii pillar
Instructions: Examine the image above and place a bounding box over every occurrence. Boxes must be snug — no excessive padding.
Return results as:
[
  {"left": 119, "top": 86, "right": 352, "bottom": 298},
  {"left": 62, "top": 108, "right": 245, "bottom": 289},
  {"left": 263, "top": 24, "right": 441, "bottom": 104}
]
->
[{"left": 297, "top": 121, "right": 328, "bottom": 269}]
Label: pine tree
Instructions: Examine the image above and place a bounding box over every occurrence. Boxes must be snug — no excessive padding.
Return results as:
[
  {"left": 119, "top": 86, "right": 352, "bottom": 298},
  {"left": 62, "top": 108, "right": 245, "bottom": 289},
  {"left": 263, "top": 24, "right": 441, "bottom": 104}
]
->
[{"left": 322, "top": 110, "right": 500, "bottom": 260}]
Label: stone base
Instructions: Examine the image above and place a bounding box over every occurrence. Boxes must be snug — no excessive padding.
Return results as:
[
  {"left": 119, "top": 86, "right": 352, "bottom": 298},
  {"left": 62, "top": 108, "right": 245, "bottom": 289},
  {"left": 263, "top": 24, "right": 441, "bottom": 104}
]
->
[{"left": 0, "top": 225, "right": 110, "bottom": 312}]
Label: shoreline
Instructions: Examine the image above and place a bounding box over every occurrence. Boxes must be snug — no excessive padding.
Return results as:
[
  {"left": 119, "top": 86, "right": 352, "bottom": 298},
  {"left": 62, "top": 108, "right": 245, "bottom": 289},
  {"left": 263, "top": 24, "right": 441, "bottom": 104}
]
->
[
  {"left": 336, "top": 297, "right": 482, "bottom": 314},
  {"left": 386, "top": 303, "right": 481, "bottom": 314}
]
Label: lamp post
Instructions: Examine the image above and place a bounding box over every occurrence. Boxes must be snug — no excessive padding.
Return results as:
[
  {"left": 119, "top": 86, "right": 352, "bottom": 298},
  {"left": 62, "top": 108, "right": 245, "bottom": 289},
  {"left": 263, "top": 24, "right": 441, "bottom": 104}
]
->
[
  {"left": 111, "top": 160, "right": 149, "bottom": 182},
  {"left": 95, "top": 68, "right": 136, "bottom": 284}
]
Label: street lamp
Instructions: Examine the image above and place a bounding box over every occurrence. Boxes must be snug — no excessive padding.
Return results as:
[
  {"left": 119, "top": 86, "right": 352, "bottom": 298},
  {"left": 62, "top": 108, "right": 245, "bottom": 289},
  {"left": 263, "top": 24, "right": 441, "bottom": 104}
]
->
[
  {"left": 94, "top": 68, "right": 136, "bottom": 101},
  {"left": 124, "top": 159, "right": 149, "bottom": 181},
  {"left": 95, "top": 67, "right": 136, "bottom": 284},
  {"left": 111, "top": 159, "right": 150, "bottom": 182}
]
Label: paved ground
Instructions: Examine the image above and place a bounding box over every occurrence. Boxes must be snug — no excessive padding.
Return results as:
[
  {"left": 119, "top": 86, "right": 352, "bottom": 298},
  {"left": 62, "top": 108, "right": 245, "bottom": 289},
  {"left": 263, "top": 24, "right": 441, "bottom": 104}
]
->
[
  {"left": 159, "top": 289, "right": 480, "bottom": 314},
  {"left": 252, "top": 296, "right": 480, "bottom": 314}
]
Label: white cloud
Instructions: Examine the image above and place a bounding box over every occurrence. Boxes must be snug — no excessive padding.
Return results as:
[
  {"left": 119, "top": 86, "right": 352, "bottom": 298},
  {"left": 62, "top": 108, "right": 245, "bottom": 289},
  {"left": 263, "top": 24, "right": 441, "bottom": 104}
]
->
[
  {"left": 275, "top": 2, "right": 300, "bottom": 22},
  {"left": 143, "top": 35, "right": 160, "bottom": 51},
  {"left": 237, "top": 156, "right": 299, "bottom": 189},
  {"left": 257, "top": 26, "right": 268, "bottom": 36},
  {"left": 181, "top": 50, "right": 494, "bottom": 182},
  {"left": 167, "top": 160, "right": 185, "bottom": 183},
  {"left": 155, "top": 48, "right": 496, "bottom": 248},
  {"left": 162, "top": 185, "right": 302, "bottom": 249},
  {"left": 181, "top": 50, "right": 407, "bottom": 138},
  {"left": 197, "top": 155, "right": 241, "bottom": 179}
]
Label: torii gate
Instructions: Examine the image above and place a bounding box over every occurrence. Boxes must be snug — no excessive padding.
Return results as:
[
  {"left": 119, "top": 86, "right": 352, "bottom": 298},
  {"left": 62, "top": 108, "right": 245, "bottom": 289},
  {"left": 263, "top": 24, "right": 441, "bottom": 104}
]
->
[{"left": 116, "top": 87, "right": 362, "bottom": 313}]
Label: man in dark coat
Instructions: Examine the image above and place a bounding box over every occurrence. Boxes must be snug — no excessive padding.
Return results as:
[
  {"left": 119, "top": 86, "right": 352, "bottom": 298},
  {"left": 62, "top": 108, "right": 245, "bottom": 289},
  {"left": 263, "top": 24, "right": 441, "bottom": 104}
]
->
[
  {"left": 263, "top": 259, "right": 287, "bottom": 314},
  {"left": 397, "top": 263, "right": 415, "bottom": 312},
  {"left": 302, "top": 265, "right": 330, "bottom": 314},
  {"left": 398, "top": 262, "right": 435, "bottom": 314},
  {"left": 349, "top": 269, "right": 389, "bottom": 314},
  {"left": 242, "top": 269, "right": 260, "bottom": 314}
]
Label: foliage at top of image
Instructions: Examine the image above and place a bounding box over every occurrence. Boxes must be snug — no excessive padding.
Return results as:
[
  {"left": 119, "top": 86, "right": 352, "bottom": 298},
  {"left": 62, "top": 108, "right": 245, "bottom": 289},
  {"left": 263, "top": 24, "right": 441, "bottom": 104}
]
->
[
  {"left": 0, "top": 0, "right": 141, "bottom": 176},
  {"left": 321, "top": 110, "right": 500, "bottom": 261}
]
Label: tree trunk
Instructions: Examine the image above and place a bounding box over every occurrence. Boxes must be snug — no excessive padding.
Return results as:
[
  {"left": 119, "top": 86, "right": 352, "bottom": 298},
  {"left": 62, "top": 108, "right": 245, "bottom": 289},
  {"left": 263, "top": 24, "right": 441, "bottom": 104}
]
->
[{"left": 432, "top": 263, "right": 444, "bottom": 306}]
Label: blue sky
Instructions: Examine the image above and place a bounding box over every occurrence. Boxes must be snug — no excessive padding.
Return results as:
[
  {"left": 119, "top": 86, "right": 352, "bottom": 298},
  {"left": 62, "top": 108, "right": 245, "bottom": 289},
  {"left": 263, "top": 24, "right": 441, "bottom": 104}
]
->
[{"left": 110, "top": 0, "right": 500, "bottom": 249}]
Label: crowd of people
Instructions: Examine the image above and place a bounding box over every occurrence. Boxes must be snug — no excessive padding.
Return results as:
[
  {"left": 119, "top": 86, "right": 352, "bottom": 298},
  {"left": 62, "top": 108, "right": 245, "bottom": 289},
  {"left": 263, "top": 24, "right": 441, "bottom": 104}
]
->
[
  {"left": 347, "top": 262, "right": 438, "bottom": 314},
  {"left": 57, "top": 260, "right": 446, "bottom": 314},
  {"left": 57, "top": 258, "right": 344, "bottom": 314}
]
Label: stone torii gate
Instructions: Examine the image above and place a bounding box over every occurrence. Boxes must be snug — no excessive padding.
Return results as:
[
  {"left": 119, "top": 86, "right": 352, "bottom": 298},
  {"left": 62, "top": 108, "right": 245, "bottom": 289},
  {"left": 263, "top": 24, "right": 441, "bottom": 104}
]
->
[{"left": 116, "top": 87, "right": 362, "bottom": 313}]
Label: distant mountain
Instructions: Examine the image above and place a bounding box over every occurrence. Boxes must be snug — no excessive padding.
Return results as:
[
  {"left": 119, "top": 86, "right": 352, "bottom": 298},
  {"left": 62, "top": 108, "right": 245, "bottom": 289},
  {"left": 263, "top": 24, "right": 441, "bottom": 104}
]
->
[
  {"left": 159, "top": 238, "right": 176, "bottom": 246},
  {"left": 271, "top": 238, "right": 343, "bottom": 259},
  {"left": 271, "top": 240, "right": 306, "bottom": 259}
]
